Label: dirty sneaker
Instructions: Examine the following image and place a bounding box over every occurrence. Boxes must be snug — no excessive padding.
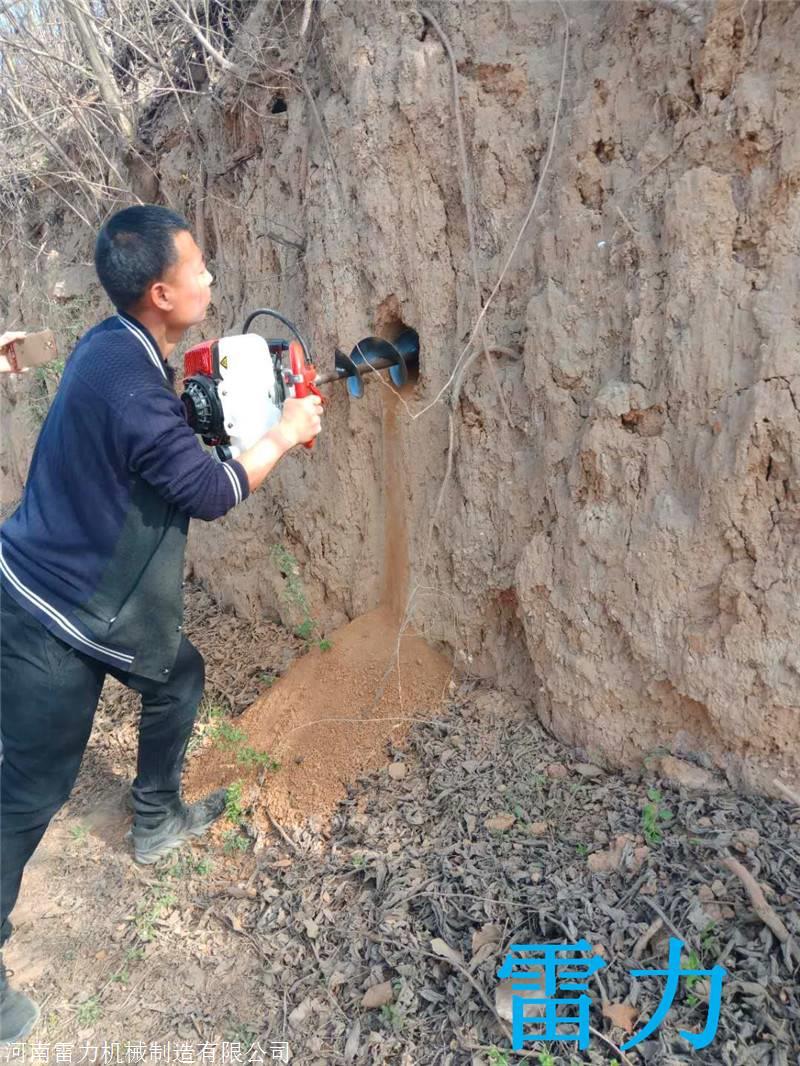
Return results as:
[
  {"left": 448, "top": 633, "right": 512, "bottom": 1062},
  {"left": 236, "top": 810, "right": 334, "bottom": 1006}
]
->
[
  {"left": 131, "top": 788, "right": 228, "bottom": 865},
  {"left": 0, "top": 956, "right": 40, "bottom": 1044}
]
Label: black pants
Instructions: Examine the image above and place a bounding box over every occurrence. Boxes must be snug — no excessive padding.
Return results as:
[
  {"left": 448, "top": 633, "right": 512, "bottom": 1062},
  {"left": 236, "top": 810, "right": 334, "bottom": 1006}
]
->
[{"left": 0, "top": 589, "right": 205, "bottom": 946}]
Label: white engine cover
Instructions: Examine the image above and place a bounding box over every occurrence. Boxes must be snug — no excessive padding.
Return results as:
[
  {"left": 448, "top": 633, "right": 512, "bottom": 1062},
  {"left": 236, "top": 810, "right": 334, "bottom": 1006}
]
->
[{"left": 215, "top": 334, "right": 283, "bottom": 458}]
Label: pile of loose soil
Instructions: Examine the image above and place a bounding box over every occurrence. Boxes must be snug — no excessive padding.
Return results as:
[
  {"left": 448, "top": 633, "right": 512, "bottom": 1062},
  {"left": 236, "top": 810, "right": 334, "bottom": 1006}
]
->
[{"left": 185, "top": 605, "right": 453, "bottom": 828}]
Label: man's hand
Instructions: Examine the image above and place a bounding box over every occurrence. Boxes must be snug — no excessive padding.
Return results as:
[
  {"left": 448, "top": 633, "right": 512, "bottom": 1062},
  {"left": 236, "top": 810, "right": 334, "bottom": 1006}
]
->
[
  {"left": 237, "top": 394, "right": 324, "bottom": 494},
  {"left": 278, "top": 395, "right": 324, "bottom": 447},
  {"left": 0, "top": 331, "right": 28, "bottom": 374}
]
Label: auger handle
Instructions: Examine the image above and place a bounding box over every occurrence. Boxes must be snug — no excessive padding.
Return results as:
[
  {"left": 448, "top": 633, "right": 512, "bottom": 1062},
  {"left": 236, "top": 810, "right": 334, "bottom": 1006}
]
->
[{"left": 288, "top": 341, "right": 324, "bottom": 450}]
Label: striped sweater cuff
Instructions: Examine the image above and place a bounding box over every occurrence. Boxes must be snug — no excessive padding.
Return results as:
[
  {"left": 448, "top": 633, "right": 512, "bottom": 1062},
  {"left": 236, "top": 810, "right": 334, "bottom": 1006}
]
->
[{"left": 222, "top": 459, "right": 251, "bottom": 507}]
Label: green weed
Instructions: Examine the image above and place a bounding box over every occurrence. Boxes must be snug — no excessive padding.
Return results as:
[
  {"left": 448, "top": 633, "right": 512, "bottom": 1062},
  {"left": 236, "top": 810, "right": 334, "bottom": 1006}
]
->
[
  {"left": 207, "top": 717, "right": 279, "bottom": 776},
  {"left": 69, "top": 824, "right": 89, "bottom": 844},
  {"left": 380, "top": 1003, "right": 403, "bottom": 1032},
  {"left": 75, "top": 997, "right": 101, "bottom": 1026},
  {"left": 222, "top": 830, "right": 250, "bottom": 855},
  {"left": 685, "top": 949, "right": 703, "bottom": 1000},
  {"left": 225, "top": 781, "right": 244, "bottom": 825},
  {"left": 642, "top": 788, "right": 673, "bottom": 845},
  {"left": 236, "top": 745, "right": 279, "bottom": 771},
  {"left": 224, "top": 1021, "right": 258, "bottom": 1047},
  {"left": 134, "top": 886, "right": 177, "bottom": 941},
  {"left": 210, "top": 720, "right": 247, "bottom": 748},
  {"left": 700, "top": 922, "right": 719, "bottom": 955},
  {"left": 271, "top": 544, "right": 330, "bottom": 651},
  {"left": 166, "top": 851, "right": 213, "bottom": 879}
]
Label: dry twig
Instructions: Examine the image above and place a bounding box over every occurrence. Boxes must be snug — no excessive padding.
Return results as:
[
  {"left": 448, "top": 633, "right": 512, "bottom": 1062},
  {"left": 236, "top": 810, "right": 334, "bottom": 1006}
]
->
[{"left": 721, "top": 854, "right": 800, "bottom": 963}]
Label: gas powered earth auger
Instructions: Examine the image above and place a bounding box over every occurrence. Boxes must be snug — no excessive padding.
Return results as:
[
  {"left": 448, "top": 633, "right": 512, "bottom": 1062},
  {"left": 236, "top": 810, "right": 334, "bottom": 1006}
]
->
[{"left": 181, "top": 309, "right": 419, "bottom": 459}]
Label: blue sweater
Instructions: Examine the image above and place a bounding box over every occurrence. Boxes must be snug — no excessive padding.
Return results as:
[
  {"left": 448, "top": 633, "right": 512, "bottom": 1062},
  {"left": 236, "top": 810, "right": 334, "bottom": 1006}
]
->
[{"left": 0, "top": 310, "right": 250, "bottom": 681}]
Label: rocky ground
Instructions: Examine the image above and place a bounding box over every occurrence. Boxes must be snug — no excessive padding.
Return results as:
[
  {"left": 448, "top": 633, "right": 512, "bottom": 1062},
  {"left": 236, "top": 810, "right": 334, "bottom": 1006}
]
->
[{"left": 3, "top": 583, "right": 798, "bottom": 1065}]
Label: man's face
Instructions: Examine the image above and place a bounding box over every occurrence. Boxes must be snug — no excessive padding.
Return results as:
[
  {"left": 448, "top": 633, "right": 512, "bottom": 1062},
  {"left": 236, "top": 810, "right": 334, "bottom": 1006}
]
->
[{"left": 144, "top": 229, "right": 214, "bottom": 331}]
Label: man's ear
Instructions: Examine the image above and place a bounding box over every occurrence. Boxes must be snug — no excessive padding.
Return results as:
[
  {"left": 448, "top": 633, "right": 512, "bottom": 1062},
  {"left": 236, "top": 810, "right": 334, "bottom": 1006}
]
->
[{"left": 149, "top": 280, "right": 173, "bottom": 311}]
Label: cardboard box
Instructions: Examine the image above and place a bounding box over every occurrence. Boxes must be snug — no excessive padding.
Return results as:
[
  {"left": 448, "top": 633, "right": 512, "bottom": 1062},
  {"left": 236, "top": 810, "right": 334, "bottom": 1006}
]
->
[{"left": 4, "top": 330, "right": 58, "bottom": 371}]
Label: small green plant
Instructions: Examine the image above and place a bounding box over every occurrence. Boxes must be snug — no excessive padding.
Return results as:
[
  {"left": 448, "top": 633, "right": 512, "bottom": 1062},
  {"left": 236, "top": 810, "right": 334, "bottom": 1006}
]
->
[
  {"left": 211, "top": 720, "right": 247, "bottom": 748},
  {"left": 69, "top": 824, "right": 89, "bottom": 844},
  {"left": 236, "top": 745, "right": 279, "bottom": 771},
  {"left": 537, "top": 1052, "right": 556, "bottom": 1066},
  {"left": 271, "top": 544, "right": 329, "bottom": 650},
  {"left": 75, "top": 997, "right": 102, "bottom": 1026},
  {"left": 134, "top": 886, "right": 177, "bottom": 941},
  {"left": 575, "top": 842, "right": 589, "bottom": 857},
  {"left": 166, "top": 851, "right": 213, "bottom": 879},
  {"left": 224, "top": 1021, "right": 258, "bottom": 1048},
  {"left": 258, "top": 671, "right": 277, "bottom": 686},
  {"left": 272, "top": 544, "right": 310, "bottom": 611},
  {"left": 380, "top": 1003, "right": 403, "bottom": 1032},
  {"left": 222, "top": 829, "right": 250, "bottom": 855},
  {"left": 206, "top": 716, "right": 279, "bottom": 777},
  {"left": 351, "top": 853, "right": 366, "bottom": 869},
  {"left": 487, "top": 1050, "right": 510, "bottom": 1066},
  {"left": 292, "top": 620, "right": 332, "bottom": 651},
  {"left": 187, "top": 699, "right": 229, "bottom": 756},
  {"left": 201, "top": 699, "right": 227, "bottom": 721},
  {"left": 225, "top": 781, "right": 244, "bottom": 825},
  {"left": 642, "top": 787, "right": 673, "bottom": 845},
  {"left": 700, "top": 922, "right": 719, "bottom": 955},
  {"left": 684, "top": 948, "right": 703, "bottom": 1005},
  {"left": 112, "top": 947, "right": 145, "bottom": 983}
]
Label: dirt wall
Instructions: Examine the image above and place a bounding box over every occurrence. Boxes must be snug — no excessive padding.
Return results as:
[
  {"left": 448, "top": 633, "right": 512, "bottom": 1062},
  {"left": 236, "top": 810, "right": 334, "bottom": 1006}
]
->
[{"left": 2, "top": 0, "right": 798, "bottom": 796}]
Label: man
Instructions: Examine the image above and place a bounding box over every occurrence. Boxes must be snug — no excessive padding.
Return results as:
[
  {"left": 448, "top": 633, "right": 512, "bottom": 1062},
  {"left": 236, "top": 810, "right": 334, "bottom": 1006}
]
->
[{"left": 0, "top": 205, "right": 323, "bottom": 1042}]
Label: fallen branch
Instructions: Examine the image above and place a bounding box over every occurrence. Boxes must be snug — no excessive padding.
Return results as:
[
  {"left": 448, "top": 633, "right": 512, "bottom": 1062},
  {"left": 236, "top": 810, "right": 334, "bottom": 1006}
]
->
[
  {"left": 588, "top": 1025, "right": 637, "bottom": 1066},
  {"left": 721, "top": 854, "right": 799, "bottom": 963},
  {"left": 632, "top": 916, "right": 664, "bottom": 961},
  {"left": 641, "top": 897, "right": 698, "bottom": 955},
  {"left": 264, "top": 802, "right": 300, "bottom": 854}
]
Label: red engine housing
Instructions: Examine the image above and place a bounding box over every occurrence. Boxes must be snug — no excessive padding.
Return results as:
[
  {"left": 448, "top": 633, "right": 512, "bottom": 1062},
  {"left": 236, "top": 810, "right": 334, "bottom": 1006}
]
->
[{"left": 184, "top": 339, "right": 219, "bottom": 379}]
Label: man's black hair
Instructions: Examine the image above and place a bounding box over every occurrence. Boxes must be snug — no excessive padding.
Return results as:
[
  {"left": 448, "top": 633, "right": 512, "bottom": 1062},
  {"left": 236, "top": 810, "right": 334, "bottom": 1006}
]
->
[{"left": 94, "top": 205, "right": 191, "bottom": 311}]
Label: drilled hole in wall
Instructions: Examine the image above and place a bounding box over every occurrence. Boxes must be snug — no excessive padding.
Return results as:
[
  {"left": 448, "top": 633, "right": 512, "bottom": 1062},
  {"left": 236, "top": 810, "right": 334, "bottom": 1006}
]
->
[{"left": 374, "top": 296, "right": 420, "bottom": 393}]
